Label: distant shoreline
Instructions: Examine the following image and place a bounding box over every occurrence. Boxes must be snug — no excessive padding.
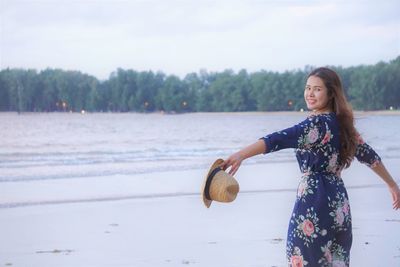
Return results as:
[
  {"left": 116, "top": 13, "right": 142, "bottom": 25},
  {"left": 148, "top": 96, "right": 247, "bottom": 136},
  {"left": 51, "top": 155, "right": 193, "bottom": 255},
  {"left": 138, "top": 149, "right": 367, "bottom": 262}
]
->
[{"left": 1, "top": 110, "right": 400, "bottom": 116}]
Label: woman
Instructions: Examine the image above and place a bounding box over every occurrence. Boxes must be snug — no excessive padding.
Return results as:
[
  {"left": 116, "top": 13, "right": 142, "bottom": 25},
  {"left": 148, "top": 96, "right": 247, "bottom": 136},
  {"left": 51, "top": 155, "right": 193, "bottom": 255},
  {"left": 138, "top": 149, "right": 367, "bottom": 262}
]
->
[{"left": 222, "top": 67, "right": 400, "bottom": 266}]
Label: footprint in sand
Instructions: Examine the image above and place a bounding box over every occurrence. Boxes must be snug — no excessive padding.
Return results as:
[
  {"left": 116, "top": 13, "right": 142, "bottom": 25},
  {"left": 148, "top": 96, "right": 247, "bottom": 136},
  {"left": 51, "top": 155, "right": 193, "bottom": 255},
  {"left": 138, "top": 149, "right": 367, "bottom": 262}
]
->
[
  {"left": 36, "top": 249, "right": 74, "bottom": 255},
  {"left": 105, "top": 223, "right": 119, "bottom": 233},
  {"left": 182, "top": 259, "right": 195, "bottom": 265},
  {"left": 268, "top": 238, "right": 284, "bottom": 244}
]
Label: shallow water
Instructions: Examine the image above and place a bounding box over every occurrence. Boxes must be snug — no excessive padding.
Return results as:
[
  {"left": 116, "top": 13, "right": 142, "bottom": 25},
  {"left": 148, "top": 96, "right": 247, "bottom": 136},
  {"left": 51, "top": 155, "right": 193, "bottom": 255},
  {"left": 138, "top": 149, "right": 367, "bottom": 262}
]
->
[{"left": 1, "top": 112, "right": 399, "bottom": 182}]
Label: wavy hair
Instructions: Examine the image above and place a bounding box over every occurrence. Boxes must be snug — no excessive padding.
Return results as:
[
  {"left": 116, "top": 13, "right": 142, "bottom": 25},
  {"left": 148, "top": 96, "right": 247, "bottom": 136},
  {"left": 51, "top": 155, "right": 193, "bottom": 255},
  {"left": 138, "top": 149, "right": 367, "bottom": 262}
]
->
[{"left": 308, "top": 67, "right": 357, "bottom": 168}]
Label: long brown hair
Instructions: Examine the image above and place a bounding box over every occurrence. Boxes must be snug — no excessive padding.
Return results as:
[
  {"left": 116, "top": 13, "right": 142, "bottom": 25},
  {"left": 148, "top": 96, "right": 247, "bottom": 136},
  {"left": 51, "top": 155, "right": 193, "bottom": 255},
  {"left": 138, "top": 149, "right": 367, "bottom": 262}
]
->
[{"left": 308, "top": 67, "right": 357, "bottom": 168}]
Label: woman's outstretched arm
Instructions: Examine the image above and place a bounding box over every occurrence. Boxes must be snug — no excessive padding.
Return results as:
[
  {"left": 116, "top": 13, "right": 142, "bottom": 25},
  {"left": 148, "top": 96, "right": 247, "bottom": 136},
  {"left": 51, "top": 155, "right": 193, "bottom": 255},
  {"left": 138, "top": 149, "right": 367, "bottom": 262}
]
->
[
  {"left": 371, "top": 162, "right": 400, "bottom": 210},
  {"left": 222, "top": 139, "right": 266, "bottom": 176}
]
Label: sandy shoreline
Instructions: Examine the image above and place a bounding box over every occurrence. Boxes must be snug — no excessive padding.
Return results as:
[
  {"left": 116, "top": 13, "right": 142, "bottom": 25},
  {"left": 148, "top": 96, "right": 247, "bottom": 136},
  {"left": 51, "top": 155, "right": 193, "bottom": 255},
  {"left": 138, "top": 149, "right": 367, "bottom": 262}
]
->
[{"left": 1, "top": 160, "right": 399, "bottom": 266}]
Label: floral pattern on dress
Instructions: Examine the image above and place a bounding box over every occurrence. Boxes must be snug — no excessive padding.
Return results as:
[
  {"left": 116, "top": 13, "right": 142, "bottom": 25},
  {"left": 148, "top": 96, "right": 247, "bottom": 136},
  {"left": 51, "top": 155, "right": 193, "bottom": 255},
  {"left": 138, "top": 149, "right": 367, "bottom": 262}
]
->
[
  {"left": 355, "top": 134, "right": 381, "bottom": 168},
  {"left": 328, "top": 192, "right": 351, "bottom": 231},
  {"left": 327, "top": 152, "right": 339, "bottom": 173},
  {"left": 318, "top": 241, "right": 334, "bottom": 266},
  {"left": 318, "top": 241, "right": 349, "bottom": 267},
  {"left": 290, "top": 207, "right": 328, "bottom": 247},
  {"left": 260, "top": 112, "right": 380, "bottom": 266},
  {"left": 297, "top": 175, "right": 318, "bottom": 202},
  {"left": 298, "top": 126, "right": 320, "bottom": 148},
  {"left": 289, "top": 246, "right": 309, "bottom": 267}
]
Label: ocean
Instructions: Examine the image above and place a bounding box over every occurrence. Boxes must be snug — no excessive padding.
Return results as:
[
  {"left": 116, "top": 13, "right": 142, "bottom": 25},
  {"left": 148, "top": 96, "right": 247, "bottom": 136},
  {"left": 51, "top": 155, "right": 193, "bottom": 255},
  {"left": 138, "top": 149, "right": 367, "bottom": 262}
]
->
[{"left": 0, "top": 112, "right": 399, "bottom": 183}]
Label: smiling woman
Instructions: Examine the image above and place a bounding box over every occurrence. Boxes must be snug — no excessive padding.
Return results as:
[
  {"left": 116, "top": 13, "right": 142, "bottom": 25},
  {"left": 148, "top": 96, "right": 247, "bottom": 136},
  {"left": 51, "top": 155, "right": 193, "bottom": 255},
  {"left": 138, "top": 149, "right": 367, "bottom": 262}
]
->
[
  {"left": 306, "top": 68, "right": 358, "bottom": 169},
  {"left": 222, "top": 67, "right": 400, "bottom": 267}
]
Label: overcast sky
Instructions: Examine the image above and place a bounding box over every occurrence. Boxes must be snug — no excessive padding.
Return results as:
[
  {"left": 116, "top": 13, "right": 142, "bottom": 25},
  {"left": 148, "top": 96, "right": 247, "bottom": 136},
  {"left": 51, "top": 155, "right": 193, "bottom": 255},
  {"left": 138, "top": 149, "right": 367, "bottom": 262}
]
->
[{"left": 1, "top": 0, "right": 399, "bottom": 80}]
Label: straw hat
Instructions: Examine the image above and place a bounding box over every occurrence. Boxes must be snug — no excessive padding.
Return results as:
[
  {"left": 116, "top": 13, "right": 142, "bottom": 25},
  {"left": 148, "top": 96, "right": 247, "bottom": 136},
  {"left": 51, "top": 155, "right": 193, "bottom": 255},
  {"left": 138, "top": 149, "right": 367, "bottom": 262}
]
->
[{"left": 201, "top": 158, "right": 240, "bottom": 208}]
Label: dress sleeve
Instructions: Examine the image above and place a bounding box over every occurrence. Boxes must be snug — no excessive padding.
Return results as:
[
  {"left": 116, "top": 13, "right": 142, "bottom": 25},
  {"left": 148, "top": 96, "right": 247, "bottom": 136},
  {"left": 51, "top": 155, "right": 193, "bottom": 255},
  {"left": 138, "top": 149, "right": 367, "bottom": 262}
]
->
[
  {"left": 355, "top": 134, "right": 381, "bottom": 167},
  {"left": 260, "top": 115, "right": 327, "bottom": 153}
]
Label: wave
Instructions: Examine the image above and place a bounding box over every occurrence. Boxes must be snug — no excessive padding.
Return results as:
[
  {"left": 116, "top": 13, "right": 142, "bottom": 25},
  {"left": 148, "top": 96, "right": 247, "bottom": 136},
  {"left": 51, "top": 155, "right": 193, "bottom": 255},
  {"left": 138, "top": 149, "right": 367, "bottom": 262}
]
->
[
  {"left": 1, "top": 113, "right": 398, "bottom": 183},
  {"left": 0, "top": 184, "right": 386, "bottom": 209},
  {"left": 0, "top": 144, "right": 398, "bottom": 182},
  {"left": 0, "top": 157, "right": 296, "bottom": 183}
]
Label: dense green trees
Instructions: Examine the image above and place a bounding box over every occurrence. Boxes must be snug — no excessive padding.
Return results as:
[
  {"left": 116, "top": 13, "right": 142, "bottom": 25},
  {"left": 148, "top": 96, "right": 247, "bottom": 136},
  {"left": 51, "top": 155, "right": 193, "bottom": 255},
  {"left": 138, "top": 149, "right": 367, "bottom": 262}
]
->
[{"left": 0, "top": 57, "right": 398, "bottom": 112}]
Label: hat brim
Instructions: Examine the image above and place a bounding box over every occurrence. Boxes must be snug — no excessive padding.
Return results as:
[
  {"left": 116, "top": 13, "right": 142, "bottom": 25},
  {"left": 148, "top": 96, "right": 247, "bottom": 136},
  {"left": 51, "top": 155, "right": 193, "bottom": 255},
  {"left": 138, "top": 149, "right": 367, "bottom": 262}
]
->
[{"left": 201, "top": 158, "right": 225, "bottom": 208}]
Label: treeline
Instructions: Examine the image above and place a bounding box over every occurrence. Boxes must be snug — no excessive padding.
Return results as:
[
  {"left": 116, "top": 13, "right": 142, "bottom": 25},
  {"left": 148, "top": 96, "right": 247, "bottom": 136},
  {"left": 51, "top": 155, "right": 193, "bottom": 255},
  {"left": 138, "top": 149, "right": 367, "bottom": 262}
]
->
[{"left": 0, "top": 56, "right": 399, "bottom": 112}]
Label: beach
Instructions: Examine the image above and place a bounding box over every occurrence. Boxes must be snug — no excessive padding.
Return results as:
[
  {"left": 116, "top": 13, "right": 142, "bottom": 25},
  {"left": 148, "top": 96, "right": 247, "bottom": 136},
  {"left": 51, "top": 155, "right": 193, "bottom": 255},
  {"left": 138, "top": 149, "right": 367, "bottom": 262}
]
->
[
  {"left": 1, "top": 159, "right": 399, "bottom": 267},
  {"left": 1, "top": 112, "right": 399, "bottom": 266}
]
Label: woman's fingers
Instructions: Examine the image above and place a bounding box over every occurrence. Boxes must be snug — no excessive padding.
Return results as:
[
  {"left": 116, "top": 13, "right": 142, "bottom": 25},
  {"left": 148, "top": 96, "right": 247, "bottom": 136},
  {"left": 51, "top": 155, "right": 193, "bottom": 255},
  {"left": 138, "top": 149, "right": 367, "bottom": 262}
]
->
[
  {"left": 393, "top": 199, "right": 399, "bottom": 210},
  {"left": 222, "top": 153, "right": 243, "bottom": 175},
  {"left": 222, "top": 157, "right": 239, "bottom": 176},
  {"left": 228, "top": 162, "right": 240, "bottom": 176},
  {"left": 230, "top": 163, "right": 237, "bottom": 175},
  {"left": 221, "top": 157, "right": 232, "bottom": 169},
  {"left": 221, "top": 160, "right": 228, "bottom": 170},
  {"left": 389, "top": 185, "right": 400, "bottom": 210},
  {"left": 393, "top": 192, "right": 400, "bottom": 210}
]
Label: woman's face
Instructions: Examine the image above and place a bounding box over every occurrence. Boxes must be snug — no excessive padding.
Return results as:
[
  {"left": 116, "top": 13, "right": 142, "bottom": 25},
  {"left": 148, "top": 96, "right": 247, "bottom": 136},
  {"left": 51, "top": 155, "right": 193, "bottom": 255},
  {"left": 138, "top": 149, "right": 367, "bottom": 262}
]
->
[{"left": 304, "top": 75, "right": 331, "bottom": 113}]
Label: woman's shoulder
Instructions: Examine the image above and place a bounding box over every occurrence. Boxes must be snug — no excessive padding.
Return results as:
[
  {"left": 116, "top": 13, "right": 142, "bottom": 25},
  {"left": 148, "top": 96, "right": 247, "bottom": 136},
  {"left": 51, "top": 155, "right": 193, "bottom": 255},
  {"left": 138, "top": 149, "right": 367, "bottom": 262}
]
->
[
  {"left": 306, "top": 112, "right": 335, "bottom": 122},
  {"left": 299, "top": 112, "right": 336, "bottom": 128},
  {"left": 304, "top": 112, "right": 334, "bottom": 120}
]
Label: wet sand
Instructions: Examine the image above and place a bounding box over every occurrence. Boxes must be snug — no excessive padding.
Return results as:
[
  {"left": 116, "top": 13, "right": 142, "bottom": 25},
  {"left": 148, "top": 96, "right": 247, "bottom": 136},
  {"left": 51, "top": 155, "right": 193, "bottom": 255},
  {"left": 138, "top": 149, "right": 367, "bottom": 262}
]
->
[{"left": 0, "top": 160, "right": 399, "bottom": 266}]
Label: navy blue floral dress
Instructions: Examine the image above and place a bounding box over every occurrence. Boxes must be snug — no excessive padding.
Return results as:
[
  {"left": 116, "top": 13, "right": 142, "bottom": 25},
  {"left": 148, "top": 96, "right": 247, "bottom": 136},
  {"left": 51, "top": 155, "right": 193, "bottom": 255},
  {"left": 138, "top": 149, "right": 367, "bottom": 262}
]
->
[{"left": 261, "top": 113, "right": 381, "bottom": 267}]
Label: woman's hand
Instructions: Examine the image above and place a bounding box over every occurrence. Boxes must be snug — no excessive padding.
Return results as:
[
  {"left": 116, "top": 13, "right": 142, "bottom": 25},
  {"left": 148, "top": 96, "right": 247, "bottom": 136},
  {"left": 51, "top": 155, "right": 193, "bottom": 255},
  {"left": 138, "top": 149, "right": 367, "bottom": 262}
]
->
[
  {"left": 370, "top": 162, "right": 400, "bottom": 210},
  {"left": 221, "top": 140, "right": 266, "bottom": 176},
  {"left": 222, "top": 152, "right": 244, "bottom": 176},
  {"left": 388, "top": 184, "right": 400, "bottom": 210}
]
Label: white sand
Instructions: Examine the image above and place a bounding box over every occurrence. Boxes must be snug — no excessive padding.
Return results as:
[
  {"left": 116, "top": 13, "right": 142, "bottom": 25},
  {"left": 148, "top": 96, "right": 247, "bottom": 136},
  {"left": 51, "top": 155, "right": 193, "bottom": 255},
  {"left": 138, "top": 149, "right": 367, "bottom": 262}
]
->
[{"left": 1, "top": 159, "right": 399, "bottom": 266}]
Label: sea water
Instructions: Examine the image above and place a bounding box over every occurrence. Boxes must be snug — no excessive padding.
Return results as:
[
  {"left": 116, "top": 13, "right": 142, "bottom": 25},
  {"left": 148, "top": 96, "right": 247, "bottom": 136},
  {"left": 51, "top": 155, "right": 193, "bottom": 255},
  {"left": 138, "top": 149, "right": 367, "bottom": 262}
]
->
[{"left": 1, "top": 112, "right": 399, "bottom": 183}]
